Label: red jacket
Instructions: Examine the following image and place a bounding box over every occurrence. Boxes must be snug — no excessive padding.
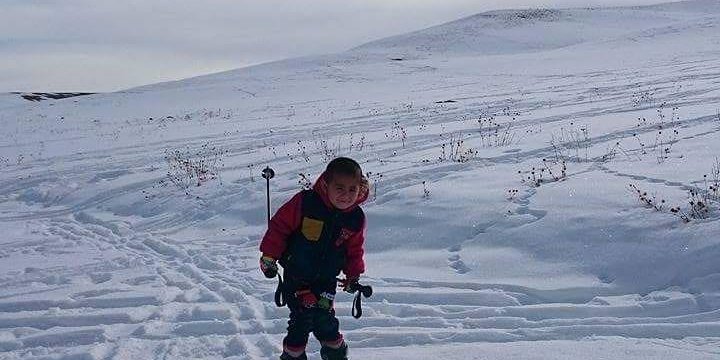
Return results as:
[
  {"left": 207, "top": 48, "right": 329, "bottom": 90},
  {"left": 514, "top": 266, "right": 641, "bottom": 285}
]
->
[{"left": 260, "top": 171, "right": 368, "bottom": 278}]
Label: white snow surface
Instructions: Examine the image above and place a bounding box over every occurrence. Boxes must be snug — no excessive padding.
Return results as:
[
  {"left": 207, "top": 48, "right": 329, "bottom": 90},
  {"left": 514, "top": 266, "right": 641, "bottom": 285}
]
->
[
  {"left": 0, "top": 94, "right": 30, "bottom": 112},
  {"left": 2, "top": 1, "right": 720, "bottom": 359}
]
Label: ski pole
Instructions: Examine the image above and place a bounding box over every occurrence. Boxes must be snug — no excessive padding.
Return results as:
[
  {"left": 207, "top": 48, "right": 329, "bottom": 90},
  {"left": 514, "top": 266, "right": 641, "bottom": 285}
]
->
[
  {"left": 352, "top": 282, "right": 372, "bottom": 319},
  {"left": 338, "top": 278, "right": 373, "bottom": 319},
  {"left": 262, "top": 166, "right": 286, "bottom": 307},
  {"left": 261, "top": 167, "right": 275, "bottom": 225}
]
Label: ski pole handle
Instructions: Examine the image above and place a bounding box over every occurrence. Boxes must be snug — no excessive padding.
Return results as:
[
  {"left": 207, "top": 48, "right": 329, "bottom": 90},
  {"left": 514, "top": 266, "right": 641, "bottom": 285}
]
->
[
  {"left": 261, "top": 167, "right": 275, "bottom": 225},
  {"left": 357, "top": 284, "right": 373, "bottom": 298},
  {"left": 261, "top": 166, "right": 275, "bottom": 180},
  {"left": 347, "top": 282, "right": 372, "bottom": 319}
]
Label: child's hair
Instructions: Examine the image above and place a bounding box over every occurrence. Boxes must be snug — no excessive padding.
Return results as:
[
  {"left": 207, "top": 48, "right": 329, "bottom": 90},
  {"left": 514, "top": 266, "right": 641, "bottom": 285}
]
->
[{"left": 325, "top": 157, "right": 362, "bottom": 183}]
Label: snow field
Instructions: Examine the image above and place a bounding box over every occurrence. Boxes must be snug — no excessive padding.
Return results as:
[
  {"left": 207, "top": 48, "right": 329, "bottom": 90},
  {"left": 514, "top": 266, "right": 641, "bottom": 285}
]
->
[{"left": 2, "top": 1, "right": 720, "bottom": 358}]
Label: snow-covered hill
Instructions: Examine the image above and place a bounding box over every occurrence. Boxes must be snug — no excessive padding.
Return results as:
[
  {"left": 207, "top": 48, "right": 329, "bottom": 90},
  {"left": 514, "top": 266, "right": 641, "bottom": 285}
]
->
[
  {"left": 1, "top": 1, "right": 720, "bottom": 359},
  {"left": 353, "top": 1, "right": 720, "bottom": 57},
  {"left": 0, "top": 94, "right": 33, "bottom": 111}
]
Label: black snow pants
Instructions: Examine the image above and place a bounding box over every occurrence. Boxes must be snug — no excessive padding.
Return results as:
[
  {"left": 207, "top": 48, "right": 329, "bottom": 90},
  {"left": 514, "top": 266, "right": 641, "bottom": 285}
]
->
[{"left": 282, "top": 277, "right": 342, "bottom": 349}]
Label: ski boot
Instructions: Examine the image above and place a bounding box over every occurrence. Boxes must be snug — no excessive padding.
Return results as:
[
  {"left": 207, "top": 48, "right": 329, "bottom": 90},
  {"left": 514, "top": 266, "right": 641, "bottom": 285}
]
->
[
  {"left": 320, "top": 342, "right": 348, "bottom": 360},
  {"left": 280, "top": 351, "right": 307, "bottom": 360}
]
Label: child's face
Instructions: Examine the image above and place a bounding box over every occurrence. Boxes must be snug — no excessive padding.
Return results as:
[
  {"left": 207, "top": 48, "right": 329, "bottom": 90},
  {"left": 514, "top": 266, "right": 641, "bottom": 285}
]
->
[{"left": 325, "top": 174, "right": 361, "bottom": 210}]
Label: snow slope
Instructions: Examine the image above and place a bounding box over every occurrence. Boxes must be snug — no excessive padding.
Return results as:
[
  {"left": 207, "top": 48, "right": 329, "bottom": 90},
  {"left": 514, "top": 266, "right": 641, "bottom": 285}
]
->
[
  {"left": 0, "top": 94, "right": 30, "bottom": 112},
  {"left": 1, "top": 0, "right": 720, "bottom": 359}
]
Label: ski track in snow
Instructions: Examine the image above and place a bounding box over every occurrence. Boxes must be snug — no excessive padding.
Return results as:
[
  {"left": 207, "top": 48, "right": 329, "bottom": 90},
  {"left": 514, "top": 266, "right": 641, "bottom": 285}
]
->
[
  {"left": 3, "top": 2, "right": 720, "bottom": 359},
  {"left": 2, "top": 215, "right": 720, "bottom": 359}
]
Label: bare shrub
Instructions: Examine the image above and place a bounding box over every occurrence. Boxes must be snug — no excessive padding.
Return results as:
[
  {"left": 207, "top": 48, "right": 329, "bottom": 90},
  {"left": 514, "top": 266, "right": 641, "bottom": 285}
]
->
[
  {"left": 628, "top": 184, "right": 665, "bottom": 212},
  {"left": 439, "top": 133, "right": 477, "bottom": 163},
  {"left": 298, "top": 173, "right": 313, "bottom": 190},
  {"left": 163, "top": 142, "right": 226, "bottom": 191},
  {"left": 707, "top": 158, "right": 720, "bottom": 200},
  {"left": 477, "top": 115, "right": 517, "bottom": 147},
  {"left": 422, "top": 181, "right": 431, "bottom": 198},
  {"left": 630, "top": 169, "right": 718, "bottom": 223},
  {"left": 519, "top": 158, "right": 567, "bottom": 188},
  {"left": 365, "top": 171, "right": 383, "bottom": 201},
  {"left": 550, "top": 123, "right": 591, "bottom": 162}
]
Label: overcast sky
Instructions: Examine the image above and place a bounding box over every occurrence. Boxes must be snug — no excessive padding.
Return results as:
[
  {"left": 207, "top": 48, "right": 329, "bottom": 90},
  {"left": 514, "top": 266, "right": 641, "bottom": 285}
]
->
[{"left": 0, "top": 0, "right": 678, "bottom": 92}]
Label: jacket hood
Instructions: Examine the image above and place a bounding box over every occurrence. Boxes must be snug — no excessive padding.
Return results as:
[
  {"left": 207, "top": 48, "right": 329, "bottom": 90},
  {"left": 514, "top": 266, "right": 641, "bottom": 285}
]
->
[{"left": 313, "top": 171, "right": 368, "bottom": 212}]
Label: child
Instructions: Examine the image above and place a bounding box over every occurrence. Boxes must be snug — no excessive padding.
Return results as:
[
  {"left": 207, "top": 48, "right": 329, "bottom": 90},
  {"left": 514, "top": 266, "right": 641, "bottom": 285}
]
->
[{"left": 259, "top": 157, "right": 368, "bottom": 360}]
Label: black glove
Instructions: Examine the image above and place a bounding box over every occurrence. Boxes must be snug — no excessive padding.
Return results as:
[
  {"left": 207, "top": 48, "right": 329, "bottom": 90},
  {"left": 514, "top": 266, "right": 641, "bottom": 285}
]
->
[
  {"left": 340, "top": 276, "right": 359, "bottom": 293},
  {"left": 260, "top": 255, "right": 278, "bottom": 278}
]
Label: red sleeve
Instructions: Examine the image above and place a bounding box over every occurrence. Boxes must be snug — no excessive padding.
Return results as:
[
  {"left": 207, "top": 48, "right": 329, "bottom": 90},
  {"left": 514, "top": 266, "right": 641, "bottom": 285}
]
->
[
  {"left": 259, "top": 192, "right": 303, "bottom": 259},
  {"left": 343, "top": 215, "right": 366, "bottom": 278}
]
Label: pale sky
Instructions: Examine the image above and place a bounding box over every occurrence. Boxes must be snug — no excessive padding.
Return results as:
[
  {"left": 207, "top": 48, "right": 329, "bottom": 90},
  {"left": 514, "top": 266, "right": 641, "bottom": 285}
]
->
[{"left": 0, "top": 0, "right": 678, "bottom": 92}]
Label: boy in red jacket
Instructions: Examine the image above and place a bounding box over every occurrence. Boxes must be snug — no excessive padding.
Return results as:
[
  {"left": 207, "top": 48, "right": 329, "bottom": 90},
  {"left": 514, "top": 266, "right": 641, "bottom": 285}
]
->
[{"left": 260, "top": 157, "right": 368, "bottom": 360}]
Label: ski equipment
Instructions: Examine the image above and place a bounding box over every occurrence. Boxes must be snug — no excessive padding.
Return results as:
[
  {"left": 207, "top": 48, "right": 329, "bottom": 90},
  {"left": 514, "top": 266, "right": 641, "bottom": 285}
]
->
[{"left": 262, "top": 166, "right": 286, "bottom": 307}]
